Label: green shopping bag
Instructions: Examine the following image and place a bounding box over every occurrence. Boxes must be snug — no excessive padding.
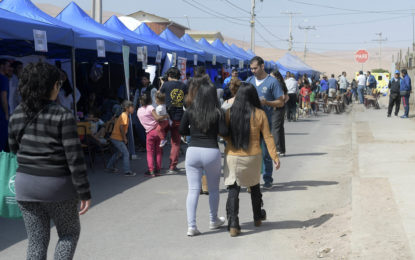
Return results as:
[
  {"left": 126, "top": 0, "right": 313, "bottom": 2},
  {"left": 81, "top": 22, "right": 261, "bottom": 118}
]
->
[{"left": 0, "top": 151, "right": 22, "bottom": 218}]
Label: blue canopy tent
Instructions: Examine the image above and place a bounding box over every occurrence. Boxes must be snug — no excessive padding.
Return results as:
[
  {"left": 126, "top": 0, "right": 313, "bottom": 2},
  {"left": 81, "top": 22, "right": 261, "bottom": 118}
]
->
[
  {"left": 276, "top": 52, "right": 319, "bottom": 78},
  {"left": 133, "top": 23, "right": 188, "bottom": 59},
  {"left": 231, "top": 44, "right": 254, "bottom": 59},
  {"left": 246, "top": 49, "right": 256, "bottom": 57},
  {"left": 57, "top": 2, "right": 155, "bottom": 57},
  {"left": 0, "top": 8, "right": 73, "bottom": 57},
  {"left": 0, "top": 0, "right": 122, "bottom": 54},
  {"left": 211, "top": 39, "right": 247, "bottom": 62},
  {"left": 103, "top": 15, "right": 159, "bottom": 58},
  {"left": 181, "top": 34, "right": 227, "bottom": 64},
  {"left": 159, "top": 28, "right": 205, "bottom": 62},
  {"left": 198, "top": 38, "right": 237, "bottom": 65},
  {"left": 225, "top": 43, "right": 251, "bottom": 61}
]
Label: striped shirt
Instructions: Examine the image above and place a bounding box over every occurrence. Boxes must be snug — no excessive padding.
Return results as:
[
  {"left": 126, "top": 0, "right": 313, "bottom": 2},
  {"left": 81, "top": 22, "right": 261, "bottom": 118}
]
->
[{"left": 8, "top": 102, "right": 91, "bottom": 200}]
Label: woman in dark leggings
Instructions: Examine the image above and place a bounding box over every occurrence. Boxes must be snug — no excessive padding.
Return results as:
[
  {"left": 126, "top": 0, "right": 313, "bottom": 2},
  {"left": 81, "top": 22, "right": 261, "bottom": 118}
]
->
[
  {"left": 270, "top": 69, "right": 288, "bottom": 156},
  {"left": 8, "top": 62, "right": 91, "bottom": 259},
  {"left": 224, "top": 82, "right": 280, "bottom": 237}
]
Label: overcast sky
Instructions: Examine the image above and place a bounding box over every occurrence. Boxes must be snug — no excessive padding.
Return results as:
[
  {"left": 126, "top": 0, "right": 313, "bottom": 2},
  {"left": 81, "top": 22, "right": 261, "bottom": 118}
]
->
[{"left": 32, "top": 0, "right": 415, "bottom": 52}]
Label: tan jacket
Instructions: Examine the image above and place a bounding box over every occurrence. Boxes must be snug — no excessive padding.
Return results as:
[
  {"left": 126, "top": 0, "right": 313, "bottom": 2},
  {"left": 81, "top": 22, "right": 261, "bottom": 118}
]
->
[{"left": 224, "top": 108, "right": 279, "bottom": 161}]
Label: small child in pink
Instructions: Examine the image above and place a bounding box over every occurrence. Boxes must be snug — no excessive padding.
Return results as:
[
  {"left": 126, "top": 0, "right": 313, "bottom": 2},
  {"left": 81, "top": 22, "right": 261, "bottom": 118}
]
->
[
  {"left": 137, "top": 93, "right": 168, "bottom": 177},
  {"left": 155, "top": 92, "right": 170, "bottom": 147}
]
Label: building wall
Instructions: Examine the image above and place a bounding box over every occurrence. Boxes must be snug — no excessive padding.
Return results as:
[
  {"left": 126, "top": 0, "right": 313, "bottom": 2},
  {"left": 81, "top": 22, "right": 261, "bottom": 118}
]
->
[{"left": 146, "top": 23, "right": 185, "bottom": 37}]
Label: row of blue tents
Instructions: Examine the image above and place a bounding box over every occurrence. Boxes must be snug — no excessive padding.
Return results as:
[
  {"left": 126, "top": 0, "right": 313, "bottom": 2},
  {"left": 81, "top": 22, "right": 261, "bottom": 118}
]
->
[
  {"left": 0, "top": 0, "right": 319, "bottom": 77},
  {"left": 0, "top": 0, "right": 264, "bottom": 67}
]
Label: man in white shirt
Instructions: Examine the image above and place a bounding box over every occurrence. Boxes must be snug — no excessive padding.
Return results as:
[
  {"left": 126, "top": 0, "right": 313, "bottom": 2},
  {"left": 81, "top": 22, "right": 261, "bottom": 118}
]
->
[
  {"left": 339, "top": 71, "right": 348, "bottom": 94},
  {"left": 285, "top": 72, "right": 299, "bottom": 121},
  {"left": 356, "top": 71, "right": 366, "bottom": 104}
]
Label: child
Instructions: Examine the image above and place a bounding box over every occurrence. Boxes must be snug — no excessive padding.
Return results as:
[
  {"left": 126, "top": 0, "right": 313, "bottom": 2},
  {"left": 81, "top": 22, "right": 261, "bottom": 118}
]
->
[
  {"left": 310, "top": 89, "right": 317, "bottom": 115},
  {"left": 300, "top": 83, "right": 311, "bottom": 113},
  {"left": 155, "top": 92, "right": 170, "bottom": 147},
  {"left": 137, "top": 93, "right": 168, "bottom": 177},
  {"left": 105, "top": 100, "right": 136, "bottom": 177}
]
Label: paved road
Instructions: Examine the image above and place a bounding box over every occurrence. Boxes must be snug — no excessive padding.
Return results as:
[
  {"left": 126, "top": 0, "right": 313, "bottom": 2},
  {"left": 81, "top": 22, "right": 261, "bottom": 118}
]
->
[{"left": 1, "top": 109, "right": 353, "bottom": 259}]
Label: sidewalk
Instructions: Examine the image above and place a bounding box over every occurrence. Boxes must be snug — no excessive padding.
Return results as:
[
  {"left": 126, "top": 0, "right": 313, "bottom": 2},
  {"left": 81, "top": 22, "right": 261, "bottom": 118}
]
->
[{"left": 351, "top": 98, "right": 415, "bottom": 259}]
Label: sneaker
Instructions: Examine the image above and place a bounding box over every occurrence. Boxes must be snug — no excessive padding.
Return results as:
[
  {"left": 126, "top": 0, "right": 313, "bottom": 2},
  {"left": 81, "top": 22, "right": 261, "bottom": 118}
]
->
[
  {"left": 144, "top": 171, "right": 156, "bottom": 177},
  {"left": 181, "top": 136, "right": 188, "bottom": 144},
  {"left": 279, "top": 153, "right": 285, "bottom": 157},
  {"left": 124, "top": 172, "right": 137, "bottom": 177},
  {"left": 155, "top": 169, "right": 162, "bottom": 176},
  {"left": 400, "top": 115, "right": 409, "bottom": 119},
  {"left": 209, "top": 216, "right": 225, "bottom": 230},
  {"left": 387, "top": 114, "right": 391, "bottom": 117},
  {"left": 187, "top": 227, "right": 201, "bottom": 237},
  {"left": 199, "top": 189, "right": 209, "bottom": 195},
  {"left": 166, "top": 168, "right": 179, "bottom": 175},
  {"left": 263, "top": 182, "right": 273, "bottom": 189},
  {"left": 159, "top": 139, "right": 168, "bottom": 147},
  {"left": 104, "top": 167, "right": 119, "bottom": 174}
]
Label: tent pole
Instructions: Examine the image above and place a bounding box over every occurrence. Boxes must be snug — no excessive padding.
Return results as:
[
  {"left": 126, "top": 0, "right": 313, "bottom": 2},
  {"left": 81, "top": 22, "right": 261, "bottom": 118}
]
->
[{"left": 71, "top": 47, "right": 77, "bottom": 118}]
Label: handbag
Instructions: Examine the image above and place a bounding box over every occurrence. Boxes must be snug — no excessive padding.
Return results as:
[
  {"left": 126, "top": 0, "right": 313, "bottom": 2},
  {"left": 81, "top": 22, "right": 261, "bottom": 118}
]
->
[
  {"left": 0, "top": 106, "right": 48, "bottom": 218},
  {"left": 0, "top": 151, "right": 21, "bottom": 218}
]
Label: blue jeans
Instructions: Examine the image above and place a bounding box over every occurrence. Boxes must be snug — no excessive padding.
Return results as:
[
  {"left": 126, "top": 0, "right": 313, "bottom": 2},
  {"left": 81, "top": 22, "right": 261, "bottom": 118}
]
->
[
  {"left": 261, "top": 140, "right": 274, "bottom": 184},
  {"left": 107, "top": 139, "right": 130, "bottom": 173},
  {"left": 402, "top": 95, "right": 410, "bottom": 117},
  {"left": 357, "top": 85, "right": 365, "bottom": 104}
]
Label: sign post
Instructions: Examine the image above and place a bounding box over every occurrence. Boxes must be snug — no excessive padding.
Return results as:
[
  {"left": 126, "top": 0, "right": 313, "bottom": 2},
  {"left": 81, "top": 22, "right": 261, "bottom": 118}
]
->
[{"left": 355, "top": 49, "right": 369, "bottom": 71}]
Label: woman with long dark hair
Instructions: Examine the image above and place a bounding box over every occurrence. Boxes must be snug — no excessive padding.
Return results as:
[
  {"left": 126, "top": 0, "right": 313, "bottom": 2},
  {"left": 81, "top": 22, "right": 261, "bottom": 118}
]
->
[
  {"left": 224, "top": 82, "right": 280, "bottom": 237},
  {"left": 179, "top": 77, "right": 228, "bottom": 236},
  {"left": 8, "top": 62, "right": 91, "bottom": 259},
  {"left": 270, "top": 69, "right": 288, "bottom": 156}
]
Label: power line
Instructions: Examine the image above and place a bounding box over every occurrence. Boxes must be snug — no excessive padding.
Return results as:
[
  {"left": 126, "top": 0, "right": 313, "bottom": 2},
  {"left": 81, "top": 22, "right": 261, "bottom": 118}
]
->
[
  {"left": 288, "top": 0, "right": 409, "bottom": 14},
  {"left": 255, "top": 29, "right": 279, "bottom": 49},
  {"left": 223, "top": 0, "right": 251, "bottom": 14},
  {"left": 255, "top": 18, "right": 287, "bottom": 41},
  {"left": 182, "top": 0, "right": 247, "bottom": 26},
  {"left": 316, "top": 15, "right": 412, "bottom": 28}
]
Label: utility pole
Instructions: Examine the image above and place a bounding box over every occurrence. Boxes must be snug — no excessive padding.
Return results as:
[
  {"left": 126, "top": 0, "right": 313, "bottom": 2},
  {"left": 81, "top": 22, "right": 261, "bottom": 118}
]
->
[
  {"left": 298, "top": 25, "right": 316, "bottom": 62},
  {"left": 372, "top": 32, "right": 387, "bottom": 69},
  {"left": 250, "top": 0, "right": 256, "bottom": 52},
  {"left": 281, "top": 11, "right": 301, "bottom": 52},
  {"left": 92, "top": 0, "right": 102, "bottom": 23},
  {"left": 412, "top": 9, "right": 415, "bottom": 52}
]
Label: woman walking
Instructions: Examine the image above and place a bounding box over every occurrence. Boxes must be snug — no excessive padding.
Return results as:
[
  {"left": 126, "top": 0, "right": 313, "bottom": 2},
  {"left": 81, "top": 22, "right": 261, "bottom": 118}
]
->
[
  {"left": 224, "top": 82, "right": 280, "bottom": 237},
  {"left": 221, "top": 77, "right": 241, "bottom": 111},
  {"left": 8, "top": 62, "right": 91, "bottom": 259},
  {"left": 179, "top": 77, "right": 228, "bottom": 236}
]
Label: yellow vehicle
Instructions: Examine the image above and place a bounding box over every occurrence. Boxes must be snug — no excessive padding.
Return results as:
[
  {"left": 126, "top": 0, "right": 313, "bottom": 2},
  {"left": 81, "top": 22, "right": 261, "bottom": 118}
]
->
[{"left": 355, "top": 72, "right": 390, "bottom": 94}]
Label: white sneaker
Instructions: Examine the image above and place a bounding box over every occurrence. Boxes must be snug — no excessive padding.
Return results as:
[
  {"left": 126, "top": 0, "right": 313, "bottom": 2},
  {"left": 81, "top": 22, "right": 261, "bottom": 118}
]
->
[
  {"left": 209, "top": 216, "right": 225, "bottom": 230},
  {"left": 159, "top": 139, "right": 168, "bottom": 147},
  {"left": 187, "top": 227, "right": 201, "bottom": 237}
]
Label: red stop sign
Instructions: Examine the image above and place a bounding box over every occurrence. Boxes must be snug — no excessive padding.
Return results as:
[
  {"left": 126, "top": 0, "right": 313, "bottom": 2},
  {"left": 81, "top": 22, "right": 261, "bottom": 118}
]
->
[{"left": 355, "top": 50, "right": 369, "bottom": 63}]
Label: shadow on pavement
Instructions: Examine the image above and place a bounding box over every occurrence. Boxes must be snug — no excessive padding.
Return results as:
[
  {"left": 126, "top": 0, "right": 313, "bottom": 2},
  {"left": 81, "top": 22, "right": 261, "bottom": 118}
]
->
[
  {"left": 284, "top": 152, "right": 327, "bottom": 157},
  {"left": 0, "top": 145, "right": 187, "bottom": 252},
  {"left": 239, "top": 213, "right": 334, "bottom": 236},
  {"left": 264, "top": 180, "right": 339, "bottom": 192},
  {"left": 285, "top": 133, "right": 309, "bottom": 136}
]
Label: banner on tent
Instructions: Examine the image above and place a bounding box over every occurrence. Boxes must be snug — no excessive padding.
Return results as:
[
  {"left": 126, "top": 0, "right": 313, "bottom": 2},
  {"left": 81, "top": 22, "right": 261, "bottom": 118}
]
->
[
  {"left": 97, "top": 40, "right": 105, "bottom": 58},
  {"left": 137, "top": 47, "right": 144, "bottom": 62},
  {"left": 239, "top": 60, "right": 244, "bottom": 69},
  {"left": 193, "top": 54, "right": 198, "bottom": 66},
  {"left": 161, "top": 53, "right": 173, "bottom": 76},
  {"left": 227, "top": 59, "right": 231, "bottom": 67},
  {"left": 172, "top": 52, "right": 177, "bottom": 67},
  {"left": 177, "top": 57, "right": 187, "bottom": 82},
  {"left": 143, "top": 46, "right": 148, "bottom": 69},
  {"left": 156, "top": 51, "right": 163, "bottom": 63},
  {"left": 33, "top": 30, "right": 48, "bottom": 52},
  {"left": 212, "top": 55, "right": 217, "bottom": 66}
]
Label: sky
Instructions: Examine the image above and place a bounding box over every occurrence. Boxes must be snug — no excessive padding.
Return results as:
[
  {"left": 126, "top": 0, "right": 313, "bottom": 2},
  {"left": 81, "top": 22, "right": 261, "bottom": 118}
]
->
[{"left": 32, "top": 0, "right": 415, "bottom": 52}]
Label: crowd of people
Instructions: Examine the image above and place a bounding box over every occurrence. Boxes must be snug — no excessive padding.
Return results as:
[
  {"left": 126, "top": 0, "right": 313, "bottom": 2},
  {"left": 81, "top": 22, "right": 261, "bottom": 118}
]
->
[{"left": 2, "top": 53, "right": 413, "bottom": 258}]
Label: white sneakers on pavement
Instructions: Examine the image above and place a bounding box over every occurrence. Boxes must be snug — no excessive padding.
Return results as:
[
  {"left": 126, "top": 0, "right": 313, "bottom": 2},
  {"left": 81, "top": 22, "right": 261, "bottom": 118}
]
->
[
  {"left": 187, "top": 228, "right": 201, "bottom": 237},
  {"left": 209, "top": 216, "right": 226, "bottom": 230}
]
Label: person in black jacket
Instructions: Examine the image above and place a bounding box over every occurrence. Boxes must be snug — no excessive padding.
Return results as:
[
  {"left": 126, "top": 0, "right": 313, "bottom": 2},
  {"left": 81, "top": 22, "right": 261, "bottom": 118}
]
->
[
  {"left": 8, "top": 62, "right": 91, "bottom": 260},
  {"left": 387, "top": 70, "right": 402, "bottom": 117}
]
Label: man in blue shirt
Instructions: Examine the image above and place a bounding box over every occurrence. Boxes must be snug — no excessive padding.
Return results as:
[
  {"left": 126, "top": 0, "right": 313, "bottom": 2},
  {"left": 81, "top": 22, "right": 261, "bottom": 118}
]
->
[
  {"left": 328, "top": 74, "right": 338, "bottom": 98},
  {"left": 246, "top": 56, "right": 283, "bottom": 189},
  {"left": 320, "top": 76, "right": 329, "bottom": 95},
  {"left": 0, "top": 59, "right": 11, "bottom": 152},
  {"left": 400, "top": 69, "right": 412, "bottom": 118}
]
